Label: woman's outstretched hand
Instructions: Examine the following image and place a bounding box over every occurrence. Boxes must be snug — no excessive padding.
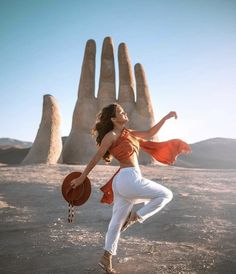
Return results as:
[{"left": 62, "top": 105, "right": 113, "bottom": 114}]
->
[
  {"left": 165, "top": 111, "right": 178, "bottom": 120},
  {"left": 70, "top": 176, "right": 85, "bottom": 189}
]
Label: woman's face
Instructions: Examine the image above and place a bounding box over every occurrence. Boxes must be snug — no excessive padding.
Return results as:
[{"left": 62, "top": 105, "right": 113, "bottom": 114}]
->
[{"left": 114, "top": 105, "right": 129, "bottom": 123}]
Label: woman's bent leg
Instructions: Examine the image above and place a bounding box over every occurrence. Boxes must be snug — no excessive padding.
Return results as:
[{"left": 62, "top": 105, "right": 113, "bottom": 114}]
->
[
  {"left": 135, "top": 178, "right": 173, "bottom": 223},
  {"left": 104, "top": 194, "right": 133, "bottom": 255},
  {"left": 115, "top": 169, "right": 173, "bottom": 224},
  {"left": 136, "top": 191, "right": 173, "bottom": 223}
]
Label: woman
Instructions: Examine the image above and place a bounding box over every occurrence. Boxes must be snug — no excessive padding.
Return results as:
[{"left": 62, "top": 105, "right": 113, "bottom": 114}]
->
[{"left": 70, "top": 103, "right": 191, "bottom": 274}]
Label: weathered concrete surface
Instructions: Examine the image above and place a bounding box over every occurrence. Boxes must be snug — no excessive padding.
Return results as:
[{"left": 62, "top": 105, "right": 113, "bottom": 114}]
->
[
  {"left": 22, "top": 95, "right": 62, "bottom": 164},
  {"left": 61, "top": 39, "right": 98, "bottom": 164},
  {"left": 97, "top": 37, "right": 116, "bottom": 109},
  {"left": 0, "top": 164, "right": 235, "bottom": 273}
]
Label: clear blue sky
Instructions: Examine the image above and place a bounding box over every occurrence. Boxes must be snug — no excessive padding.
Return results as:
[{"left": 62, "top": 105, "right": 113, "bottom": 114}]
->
[{"left": 1, "top": 0, "right": 235, "bottom": 144}]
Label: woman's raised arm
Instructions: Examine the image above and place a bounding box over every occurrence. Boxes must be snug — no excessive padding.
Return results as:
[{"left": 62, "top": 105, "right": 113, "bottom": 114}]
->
[{"left": 129, "top": 111, "right": 178, "bottom": 139}]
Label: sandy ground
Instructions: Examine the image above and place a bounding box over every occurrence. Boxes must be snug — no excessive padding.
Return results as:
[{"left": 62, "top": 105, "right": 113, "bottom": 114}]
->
[{"left": 0, "top": 163, "right": 236, "bottom": 274}]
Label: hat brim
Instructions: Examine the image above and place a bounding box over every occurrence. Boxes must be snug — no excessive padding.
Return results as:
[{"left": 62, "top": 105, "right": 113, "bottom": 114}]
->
[{"left": 61, "top": 172, "right": 91, "bottom": 206}]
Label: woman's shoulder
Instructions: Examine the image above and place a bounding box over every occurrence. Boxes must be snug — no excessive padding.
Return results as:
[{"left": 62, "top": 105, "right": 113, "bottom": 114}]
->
[
  {"left": 103, "top": 130, "right": 117, "bottom": 141},
  {"left": 107, "top": 127, "right": 127, "bottom": 149},
  {"left": 102, "top": 128, "right": 122, "bottom": 144}
]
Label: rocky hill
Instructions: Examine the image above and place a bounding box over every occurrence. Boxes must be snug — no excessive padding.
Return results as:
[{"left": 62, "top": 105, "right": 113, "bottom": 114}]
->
[
  {"left": 0, "top": 138, "right": 32, "bottom": 149},
  {"left": 175, "top": 137, "right": 236, "bottom": 169}
]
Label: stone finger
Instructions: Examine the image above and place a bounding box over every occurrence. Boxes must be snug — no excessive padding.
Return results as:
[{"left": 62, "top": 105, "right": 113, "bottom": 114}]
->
[
  {"left": 117, "top": 42, "right": 135, "bottom": 115},
  {"left": 97, "top": 36, "right": 116, "bottom": 109},
  {"left": 134, "top": 63, "right": 155, "bottom": 119}
]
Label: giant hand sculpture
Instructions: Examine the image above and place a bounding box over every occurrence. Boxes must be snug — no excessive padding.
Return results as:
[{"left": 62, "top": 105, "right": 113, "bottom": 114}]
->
[{"left": 61, "top": 37, "right": 157, "bottom": 165}]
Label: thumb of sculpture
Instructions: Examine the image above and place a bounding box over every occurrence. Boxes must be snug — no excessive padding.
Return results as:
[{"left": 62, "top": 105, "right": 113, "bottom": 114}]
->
[{"left": 22, "top": 94, "right": 62, "bottom": 164}]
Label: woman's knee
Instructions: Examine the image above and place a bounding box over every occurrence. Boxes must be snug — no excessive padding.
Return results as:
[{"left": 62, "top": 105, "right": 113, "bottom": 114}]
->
[
  {"left": 166, "top": 189, "right": 173, "bottom": 201},
  {"left": 162, "top": 188, "right": 173, "bottom": 202}
]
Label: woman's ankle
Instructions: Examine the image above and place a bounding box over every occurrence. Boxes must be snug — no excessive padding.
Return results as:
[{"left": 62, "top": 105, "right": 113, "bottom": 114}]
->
[
  {"left": 131, "top": 212, "right": 140, "bottom": 222},
  {"left": 103, "top": 250, "right": 112, "bottom": 258}
]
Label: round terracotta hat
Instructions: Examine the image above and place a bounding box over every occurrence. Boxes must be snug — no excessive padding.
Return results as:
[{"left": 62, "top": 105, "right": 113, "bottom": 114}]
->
[{"left": 61, "top": 172, "right": 91, "bottom": 206}]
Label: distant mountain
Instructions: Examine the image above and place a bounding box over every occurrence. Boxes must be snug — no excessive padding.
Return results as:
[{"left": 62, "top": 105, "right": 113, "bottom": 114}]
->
[
  {"left": 0, "top": 147, "right": 30, "bottom": 164},
  {"left": 175, "top": 137, "right": 236, "bottom": 169},
  {"left": 1, "top": 137, "right": 236, "bottom": 168},
  {"left": 0, "top": 138, "right": 32, "bottom": 164},
  {"left": 0, "top": 138, "right": 32, "bottom": 149}
]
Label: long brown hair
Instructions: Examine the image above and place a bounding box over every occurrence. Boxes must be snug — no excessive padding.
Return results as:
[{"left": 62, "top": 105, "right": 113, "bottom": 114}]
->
[{"left": 91, "top": 103, "right": 119, "bottom": 163}]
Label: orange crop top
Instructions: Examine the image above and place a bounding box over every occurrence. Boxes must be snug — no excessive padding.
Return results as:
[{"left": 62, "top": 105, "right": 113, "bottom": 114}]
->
[
  {"left": 108, "top": 127, "right": 141, "bottom": 161},
  {"left": 100, "top": 127, "right": 192, "bottom": 205}
]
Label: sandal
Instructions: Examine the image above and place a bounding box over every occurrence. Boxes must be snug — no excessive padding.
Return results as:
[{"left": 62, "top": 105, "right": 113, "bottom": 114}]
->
[
  {"left": 121, "top": 211, "right": 139, "bottom": 232},
  {"left": 98, "top": 255, "right": 118, "bottom": 274}
]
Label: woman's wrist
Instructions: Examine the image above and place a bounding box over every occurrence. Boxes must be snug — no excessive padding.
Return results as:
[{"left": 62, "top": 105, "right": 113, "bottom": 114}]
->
[
  {"left": 79, "top": 173, "right": 87, "bottom": 181},
  {"left": 162, "top": 116, "right": 168, "bottom": 122}
]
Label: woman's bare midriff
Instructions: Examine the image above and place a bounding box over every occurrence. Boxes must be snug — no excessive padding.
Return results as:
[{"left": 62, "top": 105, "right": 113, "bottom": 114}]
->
[{"left": 119, "top": 152, "right": 139, "bottom": 169}]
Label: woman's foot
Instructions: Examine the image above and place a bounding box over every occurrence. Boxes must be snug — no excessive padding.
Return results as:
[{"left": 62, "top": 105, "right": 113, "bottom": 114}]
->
[
  {"left": 98, "top": 252, "right": 118, "bottom": 274},
  {"left": 121, "top": 211, "right": 140, "bottom": 232}
]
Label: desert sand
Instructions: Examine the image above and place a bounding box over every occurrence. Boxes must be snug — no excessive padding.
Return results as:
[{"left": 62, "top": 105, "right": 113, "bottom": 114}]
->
[{"left": 0, "top": 163, "right": 235, "bottom": 273}]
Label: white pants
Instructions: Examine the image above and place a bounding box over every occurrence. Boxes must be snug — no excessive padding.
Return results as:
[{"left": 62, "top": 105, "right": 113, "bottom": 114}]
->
[{"left": 104, "top": 166, "right": 173, "bottom": 255}]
